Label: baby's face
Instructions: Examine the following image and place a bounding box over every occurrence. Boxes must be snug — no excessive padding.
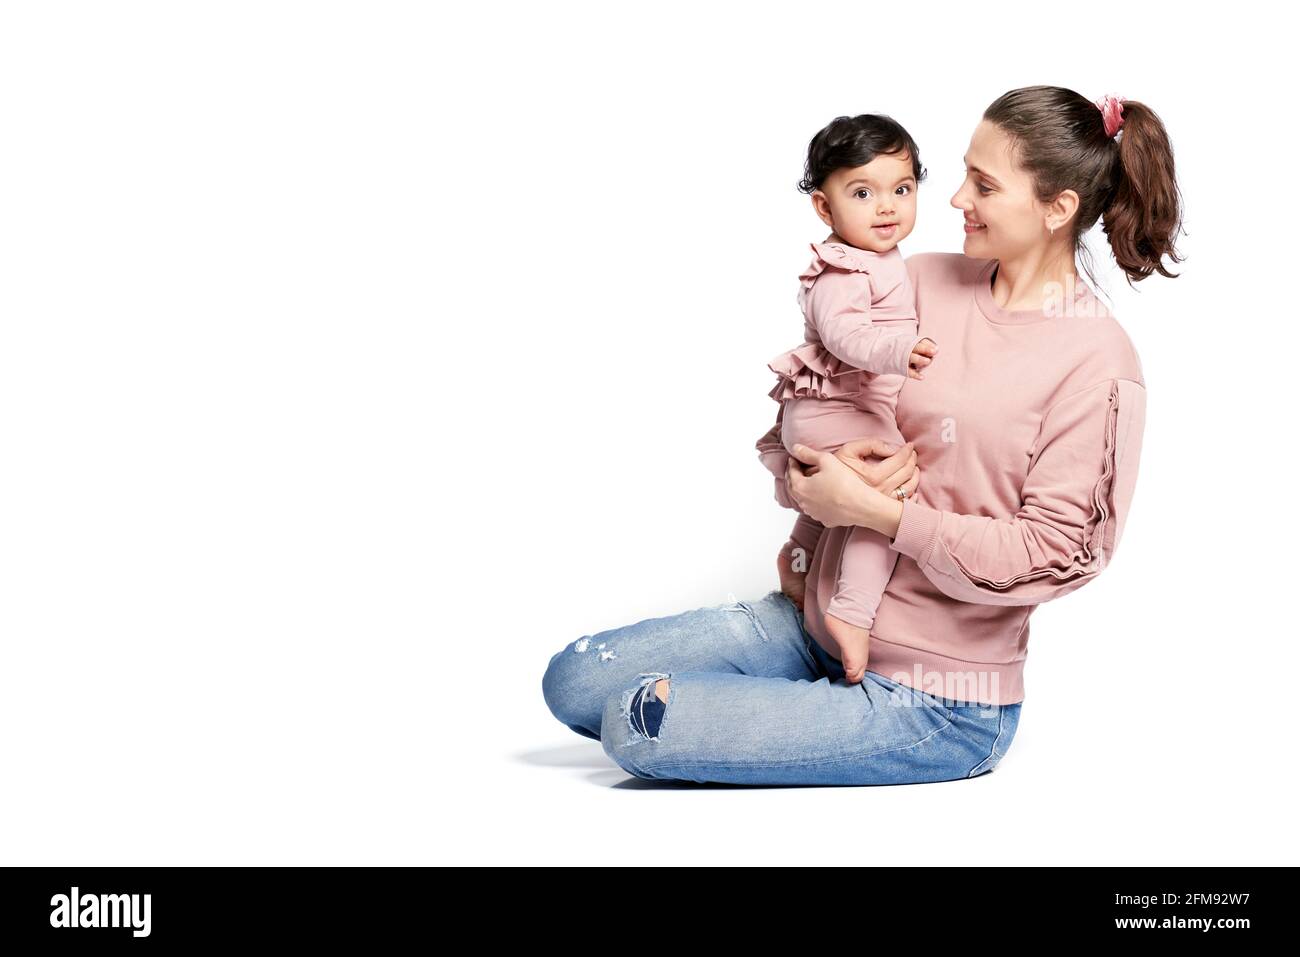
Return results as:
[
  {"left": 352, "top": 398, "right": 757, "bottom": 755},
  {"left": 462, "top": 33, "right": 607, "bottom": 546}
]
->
[{"left": 812, "top": 150, "right": 918, "bottom": 253}]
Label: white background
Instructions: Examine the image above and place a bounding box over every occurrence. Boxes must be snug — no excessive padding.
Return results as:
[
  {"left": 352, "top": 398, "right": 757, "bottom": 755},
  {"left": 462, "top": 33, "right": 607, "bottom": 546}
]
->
[{"left": 1, "top": 1, "right": 1294, "bottom": 865}]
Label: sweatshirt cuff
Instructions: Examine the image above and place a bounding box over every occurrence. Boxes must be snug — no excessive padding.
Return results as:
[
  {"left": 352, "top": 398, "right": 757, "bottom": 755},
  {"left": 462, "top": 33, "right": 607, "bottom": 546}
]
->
[{"left": 889, "top": 498, "right": 942, "bottom": 565}]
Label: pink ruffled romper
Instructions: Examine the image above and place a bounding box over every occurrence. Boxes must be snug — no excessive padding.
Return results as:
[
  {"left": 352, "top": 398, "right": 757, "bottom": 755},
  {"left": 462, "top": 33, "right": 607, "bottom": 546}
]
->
[{"left": 754, "top": 240, "right": 925, "bottom": 631}]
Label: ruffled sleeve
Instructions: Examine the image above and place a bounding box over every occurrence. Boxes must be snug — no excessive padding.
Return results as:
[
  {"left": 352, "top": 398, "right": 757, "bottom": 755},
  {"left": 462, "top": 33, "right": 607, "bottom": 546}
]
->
[
  {"left": 801, "top": 241, "right": 876, "bottom": 279},
  {"left": 889, "top": 378, "right": 1146, "bottom": 605},
  {"left": 799, "top": 243, "right": 922, "bottom": 379}
]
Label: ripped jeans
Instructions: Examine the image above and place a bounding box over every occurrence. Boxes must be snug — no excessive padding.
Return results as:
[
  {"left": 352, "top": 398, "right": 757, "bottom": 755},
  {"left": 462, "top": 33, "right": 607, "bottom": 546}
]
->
[{"left": 541, "top": 590, "right": 1022, "bottom": 786}]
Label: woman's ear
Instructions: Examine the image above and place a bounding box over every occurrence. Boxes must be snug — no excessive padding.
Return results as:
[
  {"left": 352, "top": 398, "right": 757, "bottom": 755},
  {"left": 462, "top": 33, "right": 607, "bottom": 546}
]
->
[
  {"left": 810, "top": 190, "right": 835, "bottom": 229},
  {"left": 1045, "top": 188, "right": 1080, "bottom": 233}
]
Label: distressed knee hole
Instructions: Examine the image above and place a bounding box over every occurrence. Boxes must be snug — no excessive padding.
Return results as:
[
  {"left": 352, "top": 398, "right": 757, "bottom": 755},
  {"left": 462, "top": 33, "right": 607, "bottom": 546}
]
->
[{"left": 626, "top": 676, "right": 670, "bottom": 739}]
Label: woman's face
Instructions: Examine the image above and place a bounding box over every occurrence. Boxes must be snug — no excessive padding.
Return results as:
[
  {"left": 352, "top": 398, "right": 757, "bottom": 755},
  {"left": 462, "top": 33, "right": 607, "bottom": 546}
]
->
[
  {"left": 950, "top": 120, "right": 1051, "bottom": 261},
  {"left": 810, "top": 149, "right": 918, "bottom": 253}
]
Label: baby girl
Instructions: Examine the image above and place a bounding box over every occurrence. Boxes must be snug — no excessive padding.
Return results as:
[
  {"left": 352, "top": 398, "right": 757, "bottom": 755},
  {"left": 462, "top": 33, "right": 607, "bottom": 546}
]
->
[{"left": 754, "top": 113, "right": 937, "bottom": 684}]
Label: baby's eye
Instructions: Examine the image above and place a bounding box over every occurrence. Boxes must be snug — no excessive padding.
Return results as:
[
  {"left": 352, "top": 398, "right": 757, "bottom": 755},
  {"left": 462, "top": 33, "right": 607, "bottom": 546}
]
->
[
  {"left": 896, "top": 185, "right": 912, "bottom": 196},
  {"left": 855, "top": 189, "right": 871, "bottom": 200}
]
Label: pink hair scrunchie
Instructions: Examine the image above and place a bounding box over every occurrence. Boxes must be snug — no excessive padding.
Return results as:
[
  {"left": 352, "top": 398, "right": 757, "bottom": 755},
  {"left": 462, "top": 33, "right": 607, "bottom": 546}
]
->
[{"left": 1096, "top": 93, "right": 1126, "bottom": 139}]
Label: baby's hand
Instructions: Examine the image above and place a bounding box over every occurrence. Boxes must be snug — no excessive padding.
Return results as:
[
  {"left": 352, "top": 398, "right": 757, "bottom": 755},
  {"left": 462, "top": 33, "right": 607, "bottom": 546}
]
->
[{"left": 907, "top": 337, "right": 938, "bottom": 380}]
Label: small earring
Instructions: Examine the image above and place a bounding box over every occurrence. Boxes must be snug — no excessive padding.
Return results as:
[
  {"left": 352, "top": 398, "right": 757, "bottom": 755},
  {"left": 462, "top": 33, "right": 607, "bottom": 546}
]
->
[{"left": 1048, "top": 223, "right": 1056, "bottom": 236}]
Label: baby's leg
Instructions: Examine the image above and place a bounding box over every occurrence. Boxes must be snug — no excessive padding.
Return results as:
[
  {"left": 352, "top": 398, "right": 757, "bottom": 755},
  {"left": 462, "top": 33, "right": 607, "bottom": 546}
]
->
[
  {"left": 779, "top": 396, "right": 879, "bottom": 457},
  {"left": 821, "top": 532, "right": 900, "bottom": 683},
  {"left": 826, "top": 528, "right": 902, "bottom": 631},
  {"left": 777, "top": 395, "right": 898, "bottom": 516},
  {"left": 755, "top": 405, "right": 797, "bottom": 510},
  {"left": 780, "top": 396, "right": 907, "bottom": 682},
  {"left": 772, "top": 395, "right": 874, "bottom": 543}
]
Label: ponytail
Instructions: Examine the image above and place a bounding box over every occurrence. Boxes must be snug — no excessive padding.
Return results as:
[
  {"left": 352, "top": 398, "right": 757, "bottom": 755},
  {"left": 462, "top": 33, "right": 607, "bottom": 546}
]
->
[{"left": 1102, "top": 99, "right": 1187, "bottom": 283}]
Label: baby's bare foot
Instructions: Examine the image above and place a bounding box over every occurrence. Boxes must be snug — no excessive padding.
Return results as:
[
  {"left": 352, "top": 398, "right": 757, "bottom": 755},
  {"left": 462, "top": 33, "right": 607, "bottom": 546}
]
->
[
  {"left": 777, "top": 543, "right": 808, "bottom": 611},
  {"left": 824, "top": 611, "right": 871, "bottom": 685}
]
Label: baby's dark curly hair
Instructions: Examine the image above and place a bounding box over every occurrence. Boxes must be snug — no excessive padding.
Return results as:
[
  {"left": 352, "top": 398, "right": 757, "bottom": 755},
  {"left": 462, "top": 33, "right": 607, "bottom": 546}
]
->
[{"left": 798, "top": 114, "right": 927, "bottom": 194}]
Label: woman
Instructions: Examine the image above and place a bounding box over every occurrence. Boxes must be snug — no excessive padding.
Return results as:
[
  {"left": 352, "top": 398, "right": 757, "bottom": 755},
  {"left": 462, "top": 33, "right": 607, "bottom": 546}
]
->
[{"left": 541, "top": 86, "right": 1183, "bottom": 785}]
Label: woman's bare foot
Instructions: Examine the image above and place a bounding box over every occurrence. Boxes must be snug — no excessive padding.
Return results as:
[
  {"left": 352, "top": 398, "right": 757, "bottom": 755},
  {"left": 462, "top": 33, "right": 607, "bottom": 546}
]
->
[{"left": 824, "top": 611, "right": 871, "bottom": 684}]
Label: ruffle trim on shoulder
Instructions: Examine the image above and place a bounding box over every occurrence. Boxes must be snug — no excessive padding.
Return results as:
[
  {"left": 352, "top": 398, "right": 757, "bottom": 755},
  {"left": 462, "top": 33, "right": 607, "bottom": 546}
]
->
[
  {"left": 798, "top": 241, "right": 875, "bottom": 292},
  {"left": 765, "top": 340, "right": 866, "bottom": 402}
]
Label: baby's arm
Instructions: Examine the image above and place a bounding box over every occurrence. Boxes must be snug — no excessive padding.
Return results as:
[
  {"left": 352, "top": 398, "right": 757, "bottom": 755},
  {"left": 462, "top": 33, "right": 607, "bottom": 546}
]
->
[{"left": 806, "top": 269, "right": 927, "bottom": 378}]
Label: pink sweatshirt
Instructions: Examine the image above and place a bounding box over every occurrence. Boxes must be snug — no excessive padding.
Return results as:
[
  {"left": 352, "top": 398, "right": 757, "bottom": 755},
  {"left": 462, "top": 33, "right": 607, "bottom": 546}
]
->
[{"left": 793, "top": 252, "right": 1147, "bottom": 706}]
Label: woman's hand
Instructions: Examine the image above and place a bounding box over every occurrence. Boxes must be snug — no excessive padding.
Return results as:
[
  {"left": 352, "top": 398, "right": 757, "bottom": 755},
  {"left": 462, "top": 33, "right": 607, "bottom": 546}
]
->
[
  {"left": 786, "top": 439, "right": 918, "bottom": 535},
  {"left": 833, "top": 438, "right": 920, "bottom": 498}
]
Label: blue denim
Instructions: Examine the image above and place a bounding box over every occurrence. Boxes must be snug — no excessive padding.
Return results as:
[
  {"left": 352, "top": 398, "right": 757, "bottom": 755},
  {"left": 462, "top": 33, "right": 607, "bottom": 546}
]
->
[{"left": 542, "top": 589, "right": 1022, "bottom": 785}]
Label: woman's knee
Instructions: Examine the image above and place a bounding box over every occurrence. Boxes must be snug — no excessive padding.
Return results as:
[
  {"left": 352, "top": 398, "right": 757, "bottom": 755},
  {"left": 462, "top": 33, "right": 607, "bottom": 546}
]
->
[
  {"left": 542, "top": 634, "right": 617, "bottom": 731},
  {"left": 599, "top": 676, "right": 670, "bottom": 778},
  {"left": 541, "top": 643, "right": 581, "bottom": 726}
]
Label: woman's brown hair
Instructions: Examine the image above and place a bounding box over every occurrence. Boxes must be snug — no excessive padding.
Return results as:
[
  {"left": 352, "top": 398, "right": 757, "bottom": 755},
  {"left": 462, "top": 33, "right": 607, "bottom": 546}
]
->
[{"left": 983, "top": 85, "right": 1186, "bottom": 289}]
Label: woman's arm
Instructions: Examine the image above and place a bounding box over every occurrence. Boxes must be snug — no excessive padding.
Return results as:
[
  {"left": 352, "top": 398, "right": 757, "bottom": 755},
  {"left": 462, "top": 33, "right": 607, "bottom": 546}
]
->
[{"left": 787, "top": 377, "right": 1146, "bottom": 606}]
